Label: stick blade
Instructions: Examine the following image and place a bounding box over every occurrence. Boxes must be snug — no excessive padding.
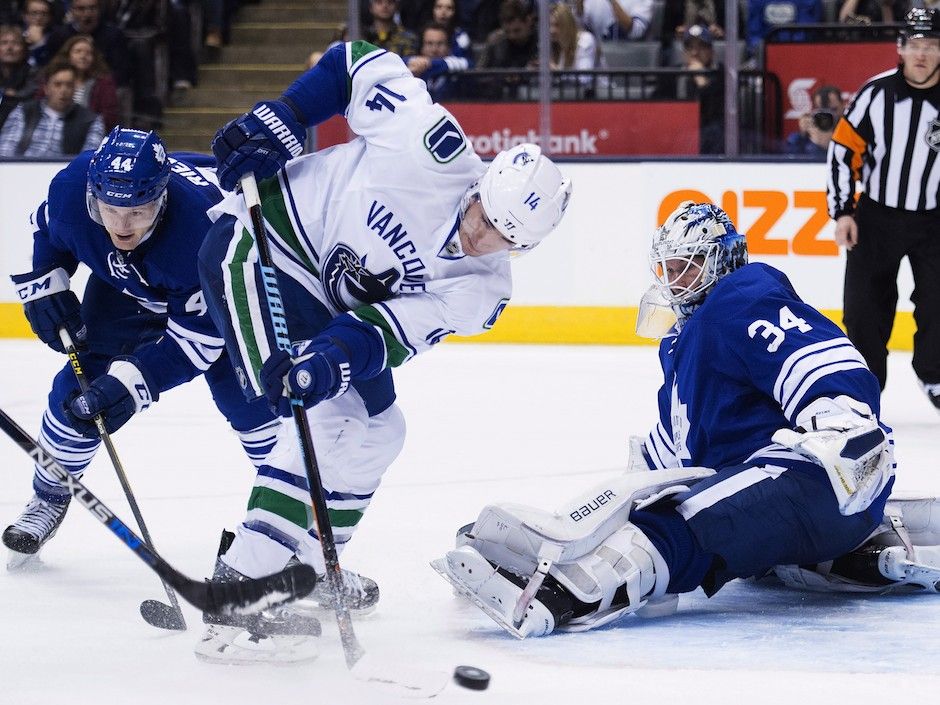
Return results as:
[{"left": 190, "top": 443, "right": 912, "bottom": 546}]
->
[
  {"left": 139, "top": 599, "right": 187, "bottom": 630},
  {"left": 195, "top": 563, "right": 319, "bottom": 616}
]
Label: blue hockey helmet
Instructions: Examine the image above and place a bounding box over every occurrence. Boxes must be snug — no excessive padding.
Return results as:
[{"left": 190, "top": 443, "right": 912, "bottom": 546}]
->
[
  {"left": 87, "top": 126, "right": 170, "bottom": 207},
  {"left": 649, "top": 201, "right": 748, "bottom": 309}
]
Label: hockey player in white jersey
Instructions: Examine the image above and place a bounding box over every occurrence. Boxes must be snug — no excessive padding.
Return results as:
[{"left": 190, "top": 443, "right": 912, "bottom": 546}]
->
[
  {"left": 196, "top": 40, "right": 572, "bottom": 661},
  {"left": 434, "top": 201, "right": 939, "bottom": 638}
]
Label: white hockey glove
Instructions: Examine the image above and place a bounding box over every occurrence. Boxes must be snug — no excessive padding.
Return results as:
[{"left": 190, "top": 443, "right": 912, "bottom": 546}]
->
[
  {"left": 772, "top": 396, "right": 892, "bottom": 516},
  {"left": 627, "top": 435, "right": 654, "bottom": 473}
]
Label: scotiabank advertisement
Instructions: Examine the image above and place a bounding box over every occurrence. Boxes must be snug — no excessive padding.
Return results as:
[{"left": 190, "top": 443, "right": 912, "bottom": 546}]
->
[
  {"left": 766, "top": 41, "right": 899, "bottom": 135},
  {"left": 315, "top": 102, "right": 700, "bottom": 157}
]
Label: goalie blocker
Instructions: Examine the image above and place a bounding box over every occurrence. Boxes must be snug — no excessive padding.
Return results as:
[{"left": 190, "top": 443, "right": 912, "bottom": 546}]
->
[{"left": 433, "top": 472, "right": 940, "bottom": 638}]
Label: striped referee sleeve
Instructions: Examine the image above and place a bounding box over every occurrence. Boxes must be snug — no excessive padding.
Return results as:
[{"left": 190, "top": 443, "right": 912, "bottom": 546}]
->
[{"left": 829, "top": 69, "right": 940, "bottom": 216}]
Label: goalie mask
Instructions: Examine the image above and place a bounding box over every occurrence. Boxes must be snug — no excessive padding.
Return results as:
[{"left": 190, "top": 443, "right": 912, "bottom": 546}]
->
[
  {"left": 649, "top": 201, "right": 747, "bottom": 312},
  {"left": 462, "top": 143, "right": 572, "bottom": 252},
  {"left": 86, "top": 126, "right": 170, "bottom": 249}
]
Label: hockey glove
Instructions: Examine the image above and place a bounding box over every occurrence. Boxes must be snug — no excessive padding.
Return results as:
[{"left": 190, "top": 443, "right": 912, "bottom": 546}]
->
[
  {"left": 211, "top": 100, "right": 306, "bottom": 192},
  {"left": 11, "top": 266, "right": 86, "bottom": 353},
  {"left": 260, "top": 339, "right": 351, "bottom": 416},
  {"left": 772, "top": 395, "right": 892, "bottom": 516},
  {"left": 66, "top": 357, "right": 159, "bottom": 437}
]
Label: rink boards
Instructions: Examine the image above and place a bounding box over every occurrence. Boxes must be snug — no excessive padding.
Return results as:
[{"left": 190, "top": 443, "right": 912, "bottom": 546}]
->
[{"left": 0, "top": 160, "right": 916, "bottom": 349}]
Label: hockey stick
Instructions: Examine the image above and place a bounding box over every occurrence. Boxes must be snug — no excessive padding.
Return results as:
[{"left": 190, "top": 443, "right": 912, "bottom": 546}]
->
[
  {"left": 0, "top": 406, "right": 318, "bottom": 614},
  {"left": 240, "top": 174, "right": 450, "bottom": 697},
  {"left": 59, "top": 329, "right": 186, "bottom": 631}
]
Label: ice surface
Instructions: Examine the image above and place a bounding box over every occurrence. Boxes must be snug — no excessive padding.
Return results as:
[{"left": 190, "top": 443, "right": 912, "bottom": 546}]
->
[{"left": 1, "top": 340, "right": 938, "bottom": 704}]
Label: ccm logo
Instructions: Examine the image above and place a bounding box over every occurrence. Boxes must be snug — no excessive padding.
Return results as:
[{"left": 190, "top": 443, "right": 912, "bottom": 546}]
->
[{"left": 659, "top": 189, "right": 840, "bottom": 257}]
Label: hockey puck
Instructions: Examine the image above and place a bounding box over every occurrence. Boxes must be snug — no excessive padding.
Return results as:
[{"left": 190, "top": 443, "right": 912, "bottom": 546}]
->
[{"left": 453, "top": 665, "right": 490, "bottom": 691}]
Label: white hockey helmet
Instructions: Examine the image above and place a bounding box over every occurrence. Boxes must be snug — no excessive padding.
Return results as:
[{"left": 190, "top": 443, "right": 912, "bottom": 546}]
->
[
  {"left": 474, "top": 143, "right": 572, "bottom": 250},
  {"left": 649, "top": 200, "right": 748, "bottom": 308}
]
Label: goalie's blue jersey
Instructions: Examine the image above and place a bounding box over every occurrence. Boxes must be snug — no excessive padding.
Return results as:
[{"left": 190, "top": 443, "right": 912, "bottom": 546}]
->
[
  {"left": 25, "top": 151, "right": 225, "bottom": 393},
  {"left": 644, "top": 263, "right": 883, "bottom": 472}
]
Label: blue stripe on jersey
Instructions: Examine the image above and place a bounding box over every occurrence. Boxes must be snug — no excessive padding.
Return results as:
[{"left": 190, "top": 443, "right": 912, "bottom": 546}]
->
[
  {"left": 243, "top": 520, "right": 299, "bottom": 552},
  {"left": 307, "top": 527, "right": 351, "bottom": 544},
  {"left": 281, "top": 170, "right": 318, "bottom": 265},
  {"left": 375, "top": 301, "right": 417, "bottom": 358},
  {"left": 257, "top": 464, "right": 309, "bottom": 491},
  {"left": 325, "top": 489, "right": 374, "bottom": 501},
  {"left": 350, "top": 48, "right": 388, "bottom": 83}
]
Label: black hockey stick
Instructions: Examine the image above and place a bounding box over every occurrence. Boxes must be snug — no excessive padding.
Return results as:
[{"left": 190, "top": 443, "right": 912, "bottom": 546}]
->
[
  {"left": 0, "top": 406, "right": 318, "bottom": 615},
  {"left": 240, "top": 174, "right": 450, "bottom": 696},
  {"left": 60, "top": 329, "right": 186, "bottom": 631}
]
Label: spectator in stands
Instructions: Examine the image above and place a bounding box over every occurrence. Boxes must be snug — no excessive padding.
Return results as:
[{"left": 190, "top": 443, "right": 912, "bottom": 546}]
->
[
  {"left": 45, "top": 0, "right": 131, "bottom": 88},
  {"left": 432, "top": 0, "right": 474, "bottom": 62},
  {"left": 464, "top": 0, "right": 509, "bottom": 43},
  {"left": 366, "top": 0, "right": 419, "bottom": 56},
  {"left": 550, "top": 2, "right": 601, "bottom": 70},
  {"left": 51, "top": 34, "right": 118, "bottom": 130},
  {"left": 406, "top": 22, "right": 470, "bottom": 101},
  {"left": 670, "top": 0, "right": 726, "bottom": 39},
  {"left": 746, "top": 0, "right": 822, "bottom": 58},
  {"left": 0, "top": 59, "right": 104, "bottom": 158},
  {"left": 21, "top": 0, "right": 58, "bottom": 67},
  {"left": 580, "top": 0, "right": 653, "bottom": 41},
  {"left": 784, "top": 84, "right": 843, "bottom": 157},
  {"left": 166, "top": 0, "right": 199, "bottom": 98},
  {"left": 679, "top": 24, "right": 724, "bottom": 154},
  {"left": 0, "top": 25, "right": 37, "bottom": 129},
  {"left": 838, "top": 0, "right": 907, "bottom": 24},
  {"left": 479, "top": 0, "right": 537, "bottom": 68}
]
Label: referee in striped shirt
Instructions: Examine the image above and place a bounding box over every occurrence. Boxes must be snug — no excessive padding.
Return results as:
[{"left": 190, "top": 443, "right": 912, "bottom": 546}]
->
[{"left": 827, "top": 7, "right": 940, "bottom": 409}]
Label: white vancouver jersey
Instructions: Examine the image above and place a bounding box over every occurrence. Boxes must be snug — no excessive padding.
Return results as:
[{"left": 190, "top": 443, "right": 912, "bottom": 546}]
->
[{"left": 210, "top": 43, "right": 512, "bottom": 372}]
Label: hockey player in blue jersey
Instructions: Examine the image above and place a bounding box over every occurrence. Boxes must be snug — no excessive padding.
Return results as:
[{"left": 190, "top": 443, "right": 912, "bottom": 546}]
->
[
  {"left": 2, "top": 127, "right": 280, "bottom": 571},
  {"left": 434, "top": 201, "right": 940, "bottom": 638}
]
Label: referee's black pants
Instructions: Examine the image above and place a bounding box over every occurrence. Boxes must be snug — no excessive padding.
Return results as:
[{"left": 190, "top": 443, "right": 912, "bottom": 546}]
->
[{"left": 844, "top": 196, "right": 940, "bottom": 390}]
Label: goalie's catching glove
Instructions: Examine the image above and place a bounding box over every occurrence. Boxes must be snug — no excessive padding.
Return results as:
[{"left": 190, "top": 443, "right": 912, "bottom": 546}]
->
[{"left": 772, "top": 395, "right": 892, "bottom": 516}]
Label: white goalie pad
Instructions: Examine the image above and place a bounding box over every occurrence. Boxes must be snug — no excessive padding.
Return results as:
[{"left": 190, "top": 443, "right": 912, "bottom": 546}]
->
[
  {"left": 774, "top": 495, "right": 940, "bottom": 593},
  {"left": 432, "top": 467, "right": 713, "bottom": 637},
  {"left": 455, "top": 466, "right": 713, "bottom": 580}
]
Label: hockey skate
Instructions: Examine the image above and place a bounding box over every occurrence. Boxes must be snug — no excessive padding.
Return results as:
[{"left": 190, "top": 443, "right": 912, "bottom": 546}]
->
[
  {"left": 299, "top": 564, "right": 380, "bottom": 615},
  {"left": 195, "top": 557, "right": 322, "bottom": 664},
  {"left": 432, "top": 545, "right": 573, "bottom": 639},
  {"left": 2, "top": 494, "right": 70, "bottom": 570}
]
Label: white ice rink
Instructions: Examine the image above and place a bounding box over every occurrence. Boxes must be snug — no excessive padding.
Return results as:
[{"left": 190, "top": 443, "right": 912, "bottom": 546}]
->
[{"left": 1, "top": 339, "right": 938, "bottom": 705}]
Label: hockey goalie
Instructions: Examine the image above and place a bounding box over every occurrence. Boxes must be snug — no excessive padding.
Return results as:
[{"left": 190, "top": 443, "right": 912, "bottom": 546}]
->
[{"left": 431, "top": 202, "right": 940, "bottom": 638}]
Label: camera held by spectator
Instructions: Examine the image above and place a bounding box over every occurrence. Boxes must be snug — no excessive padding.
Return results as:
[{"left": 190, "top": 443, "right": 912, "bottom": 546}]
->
[{"left": 784, "top": 84, "right": 844, "bottom": 157}]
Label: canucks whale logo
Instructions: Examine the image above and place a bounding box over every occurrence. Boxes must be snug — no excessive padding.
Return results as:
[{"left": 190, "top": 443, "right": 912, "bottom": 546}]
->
[{"left": 323, "top": 243, "right": 400, "bottom": 311}]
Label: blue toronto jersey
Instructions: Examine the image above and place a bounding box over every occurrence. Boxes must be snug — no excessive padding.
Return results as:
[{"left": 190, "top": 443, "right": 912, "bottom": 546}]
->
[
  {"left": 644, "top": 263, "right": 883, "bottom": 471},
  {"left": 28, "top": 151, "right": 226, "bottom": 393}
]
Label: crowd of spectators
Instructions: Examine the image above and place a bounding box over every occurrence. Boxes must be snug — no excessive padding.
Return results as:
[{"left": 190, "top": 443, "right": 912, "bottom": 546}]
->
[{"left": 0, "top": 0, "right": 248, "bottom": 158}]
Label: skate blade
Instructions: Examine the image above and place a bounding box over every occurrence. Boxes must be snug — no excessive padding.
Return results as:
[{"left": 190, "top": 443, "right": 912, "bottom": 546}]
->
[
  {"left": 430, "top": 558, "right": 527, "bottom": 639},
  {"left": 893, "top": 559, "right": 940, "bottom": 592},
  {"left": 194, "top": 626, "right": 320, "bottom": 665},
  {"left": 6, "top": 549, "right": 41, "bottom": 571}
]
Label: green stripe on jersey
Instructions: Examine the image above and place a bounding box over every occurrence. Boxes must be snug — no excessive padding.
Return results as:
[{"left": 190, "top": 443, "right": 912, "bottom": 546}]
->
[
  {"left": 329, "top": 508, "right": 364, "bottom": 528},
  {"left": 258, "top": 175, "right": 319, "bottom": 276},
  {"left": 248, "top": 486, "right": 311, "bottom": 529},
  {"left": 230, "top": 227, "right": 265, "bottom": 384},
  {"left": 355, "top": 305, "right": 411, "bottom": 367}
]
